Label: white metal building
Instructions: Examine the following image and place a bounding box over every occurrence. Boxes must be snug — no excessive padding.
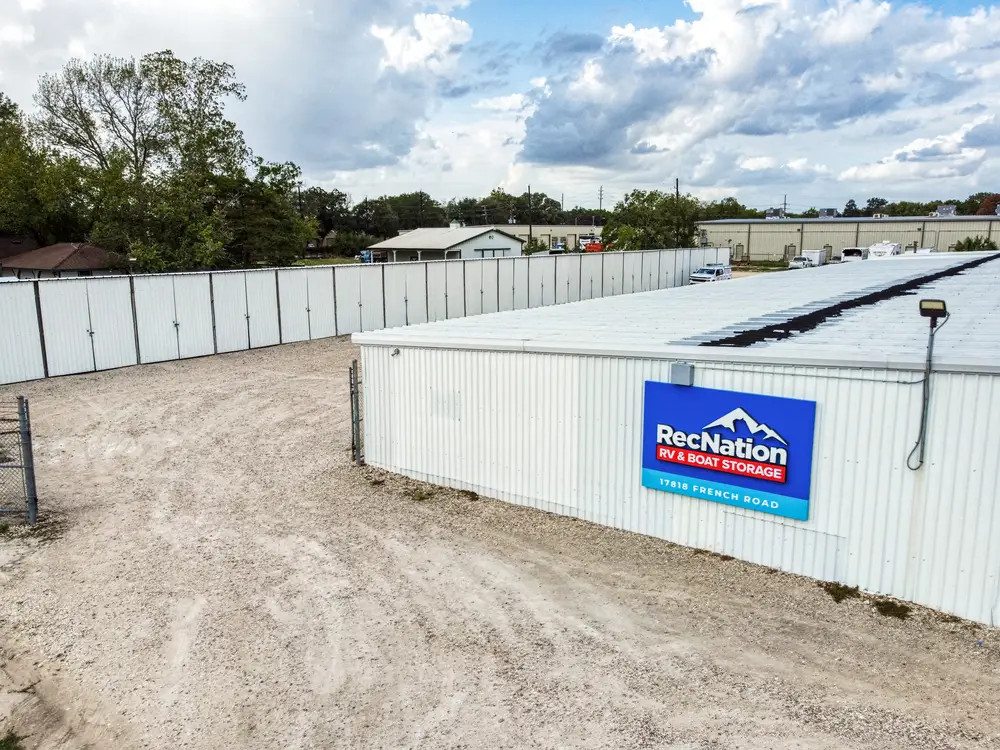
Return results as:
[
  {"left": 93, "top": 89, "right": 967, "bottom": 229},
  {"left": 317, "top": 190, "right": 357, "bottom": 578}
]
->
[
  {"left": 371, "top": 226, "right": 525, "bottom": 262},
  {"left": 355, "top": 252, "right": 1000, "bottom": 625},
  {"left": 698, "top": 216, "right": 1000, "bottom": 262}
]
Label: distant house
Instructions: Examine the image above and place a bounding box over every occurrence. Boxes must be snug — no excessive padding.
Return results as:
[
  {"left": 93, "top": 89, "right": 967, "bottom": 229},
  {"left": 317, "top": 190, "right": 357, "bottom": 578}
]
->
[
  {"left": 0, "top": 233, "right": 38, "bottom": 262},
  {"left": 369, "top": 225, "right": 525, "bottom": 262},
  {"left": 0, "top": 243, "right": 126, "bottom": 279}
]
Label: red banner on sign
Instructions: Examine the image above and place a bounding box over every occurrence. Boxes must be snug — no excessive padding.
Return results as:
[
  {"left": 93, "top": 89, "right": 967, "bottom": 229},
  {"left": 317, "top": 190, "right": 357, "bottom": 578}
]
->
[{"left": 655, "top": 444, "right": 787, "bottom": 483}]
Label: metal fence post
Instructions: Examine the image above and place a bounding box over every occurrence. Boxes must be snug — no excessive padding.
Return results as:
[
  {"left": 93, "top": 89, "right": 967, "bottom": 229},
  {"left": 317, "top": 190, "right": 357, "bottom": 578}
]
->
[
  {"left": 17, "top": 397, "right": 38, "bottom": 525},
  {"left": 349, "top": 359, "right": 363, "bottom": 466}
]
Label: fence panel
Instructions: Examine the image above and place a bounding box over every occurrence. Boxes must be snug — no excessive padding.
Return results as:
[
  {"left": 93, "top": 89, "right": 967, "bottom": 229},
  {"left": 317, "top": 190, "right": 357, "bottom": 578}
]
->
[
  {"left": 641, "top": 251, "right": 660, "bottom": 291},
  {"left": 245, "top": 270, "right": 281, "bottom": 348},
  {"left": 359, "top": 265, "right": 385, "bottom": 332},
  {"left": 403, "top": 264, "right": 428, "bottom": 326},
  {"left": 446, "top": 261, "right": 465, "bottom": 319},
  {"left": 174, "top": 275, "right": 215, "bottom": 359},
  {"left": 603, "top": 252, "right": 625, "bottom": 296},
  {"left": 497, "top": 258, "right": 515, "bottom": 312},
  {"left": 555, "top": 254, "right": 581, "bottom": 304},
  {"left": 212, "top": 272, "right": 250, "bottom": 353},
  {"left": 658, "top": 250, "right": 674, "bottom": 289},
  {"left": 306, "top": 268, "right": 336, "bottom": 339},
  {"left": 463, "top": 260, "right": 482, "bottom": 317},
  {"left": 580, "top": 254, "right": 603, "bottom": 300},
  {"left": 622, "top": 252, "right": 643, "bottom": 294},
  {"left": 480, "top": 259, "right": 499, "bottom": 314},
  {"left": 334, "top": 266, "right": 362, "bottom": 335},
  {"left": 278, "top": 269, "right": 311, "bottom": 344},
  {"left": 38, "top": 280, "right": 93, "bottom": 376},
  {"left": 383, "top": 263, "right": 410, "bottom": 329},
  {"left": 86, "top": 278, "right": 137, "bottom": 371},
  {"left": 512, "top": 257, "right": 529, "bottom": 309},
  {"left": 426, "top": 262, "right": 448, "bottom": 322},
  {"left": 134, "top": 275, "right": 178, "bottom": 364},
  {"left": 0, "top": 284, "right": 45, "bottom": 383}
]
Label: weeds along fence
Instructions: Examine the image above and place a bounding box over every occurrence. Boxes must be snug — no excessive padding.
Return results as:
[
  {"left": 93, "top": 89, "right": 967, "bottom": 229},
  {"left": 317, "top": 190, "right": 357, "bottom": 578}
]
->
[{"left": 0, "top": 247, "right": 730, "bottom": 386}]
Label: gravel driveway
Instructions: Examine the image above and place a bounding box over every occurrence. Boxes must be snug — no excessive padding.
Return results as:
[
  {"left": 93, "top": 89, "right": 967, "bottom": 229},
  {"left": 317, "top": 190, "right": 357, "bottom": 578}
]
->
[{"left": 0, "top": 337, "right": 997, "bottom": 749}]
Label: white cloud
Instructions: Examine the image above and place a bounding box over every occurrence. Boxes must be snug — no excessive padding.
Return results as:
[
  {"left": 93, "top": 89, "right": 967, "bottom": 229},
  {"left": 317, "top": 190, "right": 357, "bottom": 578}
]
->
[
  {"left": 473, "top": 93, "right": 527, "bottom": 112},
  {"left": 371, "top": 13, "right": 471, "bottom": 74},
  {"left": 739, "top": 156, "right": 776, "bottom": 171},
  {"left": 839, "top": 118, "right": 992, "bottom": 181},
  {"left": 814, "top": 0, "right": 892, "bottom": 46},
  {"left": 0, "top": 0, "right": 474, "bottom": 171},
  {"left": 0, "top": 24, "right": 35, "bottom": 45}
]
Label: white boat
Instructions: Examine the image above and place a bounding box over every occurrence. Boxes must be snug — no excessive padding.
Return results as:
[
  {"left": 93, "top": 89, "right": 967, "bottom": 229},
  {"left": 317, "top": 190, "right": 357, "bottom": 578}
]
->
[{"left": 841, "top": 247, "right": 868, "bottom": 262}]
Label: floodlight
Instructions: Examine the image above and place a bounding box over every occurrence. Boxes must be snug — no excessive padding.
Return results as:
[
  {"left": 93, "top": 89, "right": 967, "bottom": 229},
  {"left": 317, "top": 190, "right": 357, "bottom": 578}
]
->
[{"left": 919, "top": 299, "right": 947, "bottom": 327}]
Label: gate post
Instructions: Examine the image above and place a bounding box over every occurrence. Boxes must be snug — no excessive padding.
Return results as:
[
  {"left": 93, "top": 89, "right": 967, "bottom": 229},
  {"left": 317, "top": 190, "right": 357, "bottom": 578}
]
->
[{"left": 17, "top": 397, "right": 38, "bottom": 525}]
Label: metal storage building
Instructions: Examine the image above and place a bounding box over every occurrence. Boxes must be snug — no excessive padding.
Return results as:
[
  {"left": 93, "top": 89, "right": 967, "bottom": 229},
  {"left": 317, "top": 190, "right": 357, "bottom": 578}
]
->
[
  {"left": 698, "top": 216, "right": 1000, "bottom": 262},
  {"left": 355, "top": 253, "right": 1000, "bottom": 626}
]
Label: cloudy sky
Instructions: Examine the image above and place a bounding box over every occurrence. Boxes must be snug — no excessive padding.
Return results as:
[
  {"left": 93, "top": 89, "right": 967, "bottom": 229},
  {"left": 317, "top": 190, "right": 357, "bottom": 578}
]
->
[{"left": 2, "top": 0, "right": 999, "bottom": 211}]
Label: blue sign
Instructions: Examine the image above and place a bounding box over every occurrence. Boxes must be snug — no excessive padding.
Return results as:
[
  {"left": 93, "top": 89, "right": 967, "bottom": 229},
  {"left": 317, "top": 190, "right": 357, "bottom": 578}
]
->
[{"left": 641, "top": 382, "right": 817, "bottom": 521}]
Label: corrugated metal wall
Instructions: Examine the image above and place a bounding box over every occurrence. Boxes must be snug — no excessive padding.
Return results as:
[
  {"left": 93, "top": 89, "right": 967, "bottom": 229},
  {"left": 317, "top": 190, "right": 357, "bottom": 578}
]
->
[
  {"left": 360, "top": 348, "right": 1000, "bottom": 626},
  {"left": 703, "top": 219, "right": 1000, "bottom": 260},
  {"left": 0, "top": 247, "right": 729, "bottom": 386}
]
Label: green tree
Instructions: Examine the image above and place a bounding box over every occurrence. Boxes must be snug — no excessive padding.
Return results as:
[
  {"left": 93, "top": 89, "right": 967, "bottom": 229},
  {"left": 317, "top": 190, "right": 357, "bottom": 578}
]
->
[
  {"left": 353, "top": 197, "right": 399, "bottom": 239},
  {"left": 0, "top": 92, "right": 91, "bottom": 244},
  {"left": 954, "top": 236, "right": 998, "bottom": 251},
  {"left": 602, "top": 190, "right": 701, "bottom": 250},
  {"left": 383, "top": 191, "right": 447, "bottom": 229},
  {"left": 864, "top": 197, "right": 889, "bottom": 216},
  {"left": 701, "top": 197, "right": 763, "bottom": 220}
]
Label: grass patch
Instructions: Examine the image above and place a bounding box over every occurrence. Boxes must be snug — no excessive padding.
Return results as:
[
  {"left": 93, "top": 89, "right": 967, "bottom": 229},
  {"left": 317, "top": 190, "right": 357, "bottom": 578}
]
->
[
  {"left": 408, "top": 488, "right": 434, "bottom": 503},
  {"left": 460, "top": 490, "right": 478, "bottom": 502},
  {"left": 820, "top": 582, "right": 862, "bottom": 604},
  {"left": 873, "top": 599, "right": 911, "bottom": 621},
  {"left": 0, "top": 521, "right": 10, "bottom": 535},
  {"left": 0, "top": 730, "right": 25, "bottom": 750},
  {"left": 717, "top": 554, "right": 735, "bottom": 562}
]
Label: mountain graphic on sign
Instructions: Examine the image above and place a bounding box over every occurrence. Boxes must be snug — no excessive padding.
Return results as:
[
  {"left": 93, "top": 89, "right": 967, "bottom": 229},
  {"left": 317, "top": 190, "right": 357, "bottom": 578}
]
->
[{"left": 703, "top": 408, "right": 788, "bottom": 445}]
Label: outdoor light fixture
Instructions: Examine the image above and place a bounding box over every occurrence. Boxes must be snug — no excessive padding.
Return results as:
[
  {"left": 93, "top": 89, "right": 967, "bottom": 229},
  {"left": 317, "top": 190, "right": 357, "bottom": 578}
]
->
[
  {"left": 908, "top": 298, "right": 951, "bottom": 471},
  {"left": 919, "top": 299, "right": 948, "bottom": 327}
]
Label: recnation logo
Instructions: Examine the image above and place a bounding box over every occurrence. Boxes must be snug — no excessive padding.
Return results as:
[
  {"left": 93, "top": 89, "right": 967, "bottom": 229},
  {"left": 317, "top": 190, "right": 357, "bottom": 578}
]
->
[{"left": 642, "top": 383, "right": 817, "bottom": 521}]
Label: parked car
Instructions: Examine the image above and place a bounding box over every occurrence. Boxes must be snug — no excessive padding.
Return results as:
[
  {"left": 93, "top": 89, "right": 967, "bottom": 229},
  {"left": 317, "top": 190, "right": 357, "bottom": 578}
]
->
[
  {"left": 788, "top": 256, "right": 815, "bottom": 269},
  {"left": 689, "top": 265, "right": 733, "bottom": 283}
]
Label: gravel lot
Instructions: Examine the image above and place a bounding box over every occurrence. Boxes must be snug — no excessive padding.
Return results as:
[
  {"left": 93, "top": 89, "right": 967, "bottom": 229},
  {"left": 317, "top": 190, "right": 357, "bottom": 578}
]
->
[{"left": 0, "top": 337, "right": 997, "bottom": 749}]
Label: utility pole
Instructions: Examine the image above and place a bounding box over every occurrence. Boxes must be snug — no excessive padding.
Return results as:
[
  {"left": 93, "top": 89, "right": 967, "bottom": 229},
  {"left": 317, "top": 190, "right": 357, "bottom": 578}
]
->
[
  {"left": 674, "top": 178, "right": 681, "bottom": 248},
  {"left": 599, "top": 186, "right": 604, "bottom": 211},
  {"left": 561, "top": 193, "right": 564, "bottom": 211},
  {"left": 527, "top": 185, "right": 533, "bottom": 247},
  {"left": 418, "top": 192, "right": 423, "bottom": 226},
  {"left": 783, "top": 194, "right": 788, "bottom": 218},
  {"left": 297, "top": 181, "right": 303, "bottom": 218}
]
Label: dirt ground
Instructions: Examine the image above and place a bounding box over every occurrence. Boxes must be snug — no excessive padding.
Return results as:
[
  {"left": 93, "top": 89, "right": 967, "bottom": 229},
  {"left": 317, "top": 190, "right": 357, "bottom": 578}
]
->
[{"left": 0, "top": 337, "right": 997, "bottom": 750}]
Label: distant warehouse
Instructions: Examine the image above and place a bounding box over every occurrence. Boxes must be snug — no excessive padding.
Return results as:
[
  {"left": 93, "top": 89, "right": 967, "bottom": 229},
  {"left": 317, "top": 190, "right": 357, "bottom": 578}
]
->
[
  {"left": 698, "top": 215, "right": 1000, "bottom": 262},
  {"left": 355, "top": 252, "right": 1000, "bottom": 626}
]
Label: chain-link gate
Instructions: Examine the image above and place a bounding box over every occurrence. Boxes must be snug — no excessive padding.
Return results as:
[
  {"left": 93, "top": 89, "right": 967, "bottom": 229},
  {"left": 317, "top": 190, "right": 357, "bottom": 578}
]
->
[
  {"left": 348, "top": 360, "right": 364, "bottom": 466},
  {"left": 0, "top": 397, "right": 38, "bottom": 525}
]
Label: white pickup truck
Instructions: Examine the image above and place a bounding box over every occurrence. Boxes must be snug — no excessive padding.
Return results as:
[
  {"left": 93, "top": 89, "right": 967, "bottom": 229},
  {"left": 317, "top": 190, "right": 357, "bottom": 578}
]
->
[{"left": 689, "top": 263, "right": 733, "bottom": 283}]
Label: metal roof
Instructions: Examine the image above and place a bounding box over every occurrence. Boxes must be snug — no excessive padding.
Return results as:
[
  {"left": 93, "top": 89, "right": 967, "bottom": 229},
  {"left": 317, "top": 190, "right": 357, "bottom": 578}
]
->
[
  {"left": 369, "top": 226, "right": 525, "bottom": 250},
  {"left": 699, "top": 216, "right": 999, "bottom": 225},
  {"left": 354, "top": 253, "right": 1000, "bottom": 374}
]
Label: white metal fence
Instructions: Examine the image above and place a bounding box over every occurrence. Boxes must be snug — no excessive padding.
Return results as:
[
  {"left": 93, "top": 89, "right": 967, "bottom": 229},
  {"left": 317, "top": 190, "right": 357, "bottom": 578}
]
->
[{"left": 0, "top": 247, "right": 729, "bottom": 386}]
